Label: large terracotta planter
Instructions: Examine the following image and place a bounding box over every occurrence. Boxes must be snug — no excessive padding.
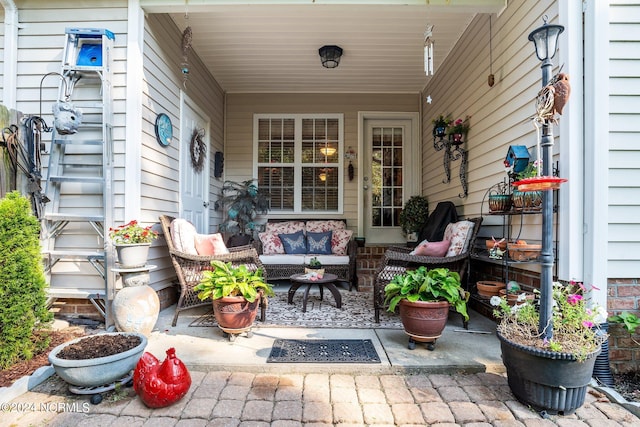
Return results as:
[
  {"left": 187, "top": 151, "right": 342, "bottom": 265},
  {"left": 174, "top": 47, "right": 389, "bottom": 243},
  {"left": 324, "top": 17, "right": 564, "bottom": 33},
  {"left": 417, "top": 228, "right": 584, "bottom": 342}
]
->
[
  {"left": 212, "top": 294, "right": 261, "bottom": 333},
  {"left": 498, "top": 331, "right": 600, "bottom": 415},
  {"left": 398, "top": 300, "right": 450, "bottom": 350},
  {"left": 48, "top": 332, "right": 147, "bottom": 388}
]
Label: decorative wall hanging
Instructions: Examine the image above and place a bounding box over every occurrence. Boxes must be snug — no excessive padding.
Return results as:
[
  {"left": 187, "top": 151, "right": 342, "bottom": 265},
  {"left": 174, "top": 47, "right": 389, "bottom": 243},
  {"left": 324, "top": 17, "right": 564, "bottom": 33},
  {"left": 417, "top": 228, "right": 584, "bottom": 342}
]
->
[
  {"left": 154, "top": 113, "right": 173, "bottom": 146},
  {"left": 433, "top": 115, "right": 470, "bottom": 198},
  {"left": 190, "top": 128, "right": 206, "bottom": 172},
  {"left": 214, "top": 151, "right": 224, "bottom": 178},
  {"left": 424, "top": 25, "right": 434, "bottom": 76},
  {"left": 181, "top": 1, "right": 192, "bottom": 88}
]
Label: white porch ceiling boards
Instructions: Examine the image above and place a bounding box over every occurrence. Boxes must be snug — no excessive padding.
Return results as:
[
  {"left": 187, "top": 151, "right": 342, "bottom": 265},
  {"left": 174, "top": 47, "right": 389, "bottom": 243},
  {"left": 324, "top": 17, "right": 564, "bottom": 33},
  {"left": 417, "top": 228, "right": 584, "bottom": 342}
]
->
[{"left": 141, "top": 0, "right": 507, "bottom": 94}]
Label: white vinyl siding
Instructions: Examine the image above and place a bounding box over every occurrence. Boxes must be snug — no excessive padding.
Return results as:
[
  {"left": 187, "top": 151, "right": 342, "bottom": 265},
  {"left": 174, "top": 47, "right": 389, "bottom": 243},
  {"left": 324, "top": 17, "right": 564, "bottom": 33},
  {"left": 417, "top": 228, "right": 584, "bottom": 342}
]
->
[
  {"left": 421, "top": 1, "right": 560, "bottom": 260},
  {"left": 12, "top": 2, "right": 129, "bottom": 290},
  {"left": 143, "top": 13, "right": 225, "bottom": 288},
  {"left": 608, "top": 1, "right": 640, "bottom": 277}
]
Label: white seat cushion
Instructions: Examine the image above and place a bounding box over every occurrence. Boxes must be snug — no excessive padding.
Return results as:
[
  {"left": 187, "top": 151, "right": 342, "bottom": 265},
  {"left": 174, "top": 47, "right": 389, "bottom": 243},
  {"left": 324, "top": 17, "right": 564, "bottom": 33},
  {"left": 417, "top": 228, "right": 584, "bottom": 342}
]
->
[
  {"left": 304, "top": 255, "right": 350, "bottom": 265},
  {"left": 259, "top": 254, "right": 306, "bottom": 265}
]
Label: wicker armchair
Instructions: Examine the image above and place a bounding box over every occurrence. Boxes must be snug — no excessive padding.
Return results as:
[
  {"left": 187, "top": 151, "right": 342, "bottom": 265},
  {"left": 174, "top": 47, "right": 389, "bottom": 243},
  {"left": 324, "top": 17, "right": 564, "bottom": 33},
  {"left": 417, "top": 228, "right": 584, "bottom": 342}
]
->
[
  {"left": 159, "top": 215, "right": 267, "bottom": 326},
  {"left": 373, "top": 217, "right": 483, "bottom": 324}
]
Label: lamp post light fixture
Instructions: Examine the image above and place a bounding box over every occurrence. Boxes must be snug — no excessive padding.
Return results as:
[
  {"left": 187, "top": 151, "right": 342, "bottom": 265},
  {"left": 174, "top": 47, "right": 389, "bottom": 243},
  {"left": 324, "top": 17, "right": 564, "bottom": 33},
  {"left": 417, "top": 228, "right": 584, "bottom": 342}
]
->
[
  {"left": 319, "top": 45, "right": 343, "bottom": 68},
  {"left": 528, "top": 16, "right": 564, "bottom": 341}
]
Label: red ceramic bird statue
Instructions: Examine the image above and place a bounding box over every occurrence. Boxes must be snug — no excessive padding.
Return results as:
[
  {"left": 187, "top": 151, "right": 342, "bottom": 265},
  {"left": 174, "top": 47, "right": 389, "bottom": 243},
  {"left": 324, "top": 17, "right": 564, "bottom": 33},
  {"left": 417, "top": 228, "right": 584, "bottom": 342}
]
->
[
  {"left": 133, "top": 348, "right": 192, "bottom": 408},
  {"left": 535, "top": 72, "right": 571, "bottom": 122}
]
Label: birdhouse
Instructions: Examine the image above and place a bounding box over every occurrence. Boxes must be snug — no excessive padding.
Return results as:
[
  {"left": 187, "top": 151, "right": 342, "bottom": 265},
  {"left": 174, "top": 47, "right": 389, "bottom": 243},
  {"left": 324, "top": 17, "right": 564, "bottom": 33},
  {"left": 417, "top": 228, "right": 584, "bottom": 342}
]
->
[{"left": 504, "top": 145, "right": 531, "bottom": 173}]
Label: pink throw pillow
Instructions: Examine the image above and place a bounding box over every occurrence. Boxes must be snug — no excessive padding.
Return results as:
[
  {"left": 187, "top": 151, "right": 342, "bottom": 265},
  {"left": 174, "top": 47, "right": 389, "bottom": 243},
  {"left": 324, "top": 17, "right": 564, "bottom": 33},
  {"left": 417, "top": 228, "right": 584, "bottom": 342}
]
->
[
  {"left": 306, "top": 220, "right": 346, "bottom": 233},
  {"left": 194, "top": 233, "right": 229, "bottom": 256},
  {"left": 411, "top": 240, "right": 451, "bottom": 257},
  {"left": 331, "top": 229, "right": 353, "bottom": 255},
  {"left": 258, "top": 231, "right": 285, "bottom": 255}
]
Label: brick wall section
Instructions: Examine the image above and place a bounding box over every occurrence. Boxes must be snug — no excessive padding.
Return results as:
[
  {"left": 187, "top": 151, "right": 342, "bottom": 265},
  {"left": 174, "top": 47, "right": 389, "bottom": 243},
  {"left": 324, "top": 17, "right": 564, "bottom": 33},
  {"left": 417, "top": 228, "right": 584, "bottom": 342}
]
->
[
  {"left": 50, "top": 285, "right": 179, "bottom": 322},
  {"left": 355, "top": 245, "right": 387, "bottom": 293},
  {"left": 607, "top": 278, "right": 640, "bottom": 373}
]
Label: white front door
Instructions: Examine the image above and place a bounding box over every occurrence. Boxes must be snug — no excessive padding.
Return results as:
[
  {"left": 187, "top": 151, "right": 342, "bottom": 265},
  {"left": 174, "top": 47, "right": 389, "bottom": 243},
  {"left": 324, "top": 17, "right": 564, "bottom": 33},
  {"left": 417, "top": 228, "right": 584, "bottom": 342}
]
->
[
  {"left": 362, "top": 118, "right": 418, "bottom": 244},
  {"left": 180, "top": 92, "right": 210, "bottom": 232}
]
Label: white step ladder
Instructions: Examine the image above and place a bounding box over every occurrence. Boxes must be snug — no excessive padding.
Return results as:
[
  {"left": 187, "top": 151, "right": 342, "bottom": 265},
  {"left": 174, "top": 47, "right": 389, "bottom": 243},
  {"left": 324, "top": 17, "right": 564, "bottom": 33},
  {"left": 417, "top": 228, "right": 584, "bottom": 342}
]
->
[{"left": 42, "top": 28, "right": 115, "bottom": 324}]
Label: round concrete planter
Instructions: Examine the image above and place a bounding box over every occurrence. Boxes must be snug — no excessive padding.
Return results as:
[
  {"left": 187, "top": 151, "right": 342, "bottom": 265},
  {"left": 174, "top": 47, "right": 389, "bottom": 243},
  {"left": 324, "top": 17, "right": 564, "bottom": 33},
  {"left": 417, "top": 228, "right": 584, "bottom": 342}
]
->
[{"left": 48, "top": 332, "right": 147, "bottom": 387}]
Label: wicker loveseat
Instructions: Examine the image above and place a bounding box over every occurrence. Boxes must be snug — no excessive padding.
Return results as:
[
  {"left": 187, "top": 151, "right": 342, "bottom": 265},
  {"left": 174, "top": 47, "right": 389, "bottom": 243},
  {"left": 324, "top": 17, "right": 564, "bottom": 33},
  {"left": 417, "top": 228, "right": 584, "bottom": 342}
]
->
[
  {"left": 252, "top": 218, "right": 358, "bottom": 290},
  {"left": 159, "top": 215, "right": 266, "bottom": 326}
]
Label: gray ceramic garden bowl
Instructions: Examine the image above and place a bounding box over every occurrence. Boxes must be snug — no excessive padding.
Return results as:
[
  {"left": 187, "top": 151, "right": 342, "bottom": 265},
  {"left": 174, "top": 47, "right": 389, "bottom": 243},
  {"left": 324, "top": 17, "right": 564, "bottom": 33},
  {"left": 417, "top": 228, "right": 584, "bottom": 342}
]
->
[{"left": 48, "top": 332, "right": 147, "bottom": 387}]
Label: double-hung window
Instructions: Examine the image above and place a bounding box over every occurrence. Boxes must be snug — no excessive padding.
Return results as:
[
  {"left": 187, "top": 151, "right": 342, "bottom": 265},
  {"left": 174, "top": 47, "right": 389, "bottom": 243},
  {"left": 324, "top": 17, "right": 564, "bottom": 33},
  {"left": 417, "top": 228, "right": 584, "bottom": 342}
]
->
[{"left": 254, "top": 114, "right": 343, "bottom": 214}]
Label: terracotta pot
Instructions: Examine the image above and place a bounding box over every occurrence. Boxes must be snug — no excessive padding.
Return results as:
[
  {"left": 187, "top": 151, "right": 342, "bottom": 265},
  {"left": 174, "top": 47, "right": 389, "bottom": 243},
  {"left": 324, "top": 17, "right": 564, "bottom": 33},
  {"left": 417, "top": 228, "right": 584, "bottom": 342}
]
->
[
  {"left": 485, "top": 239, "right": 508, "bottom": 251},
  {"left": 398, "top": 299, "right": 450, "bottom": 340},
  {"left": 212, "top": 294, "right": 261, "bottom": 332},
  {"left": 476, "top": 281, "right": 506, "bottom": 298},
  {"left": 499, "top": 289, "right": 535, "bottom": 306}
]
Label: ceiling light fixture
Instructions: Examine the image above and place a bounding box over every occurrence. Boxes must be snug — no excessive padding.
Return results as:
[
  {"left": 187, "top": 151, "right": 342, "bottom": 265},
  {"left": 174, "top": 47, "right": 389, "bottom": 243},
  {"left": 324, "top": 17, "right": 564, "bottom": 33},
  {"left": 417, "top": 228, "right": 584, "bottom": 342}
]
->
[
  {"left": 319, "top": 45, "right": 343, "bottom": 68},
  {"left": 320, "top": 146, "right": 337, "bottom": 156}
]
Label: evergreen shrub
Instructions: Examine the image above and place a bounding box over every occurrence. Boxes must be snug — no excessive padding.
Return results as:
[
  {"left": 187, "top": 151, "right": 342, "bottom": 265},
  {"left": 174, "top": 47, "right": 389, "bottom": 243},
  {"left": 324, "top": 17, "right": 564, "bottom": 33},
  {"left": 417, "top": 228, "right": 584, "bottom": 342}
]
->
[{"left": 0, "top": 191, "right": 52, "bottom": 369}]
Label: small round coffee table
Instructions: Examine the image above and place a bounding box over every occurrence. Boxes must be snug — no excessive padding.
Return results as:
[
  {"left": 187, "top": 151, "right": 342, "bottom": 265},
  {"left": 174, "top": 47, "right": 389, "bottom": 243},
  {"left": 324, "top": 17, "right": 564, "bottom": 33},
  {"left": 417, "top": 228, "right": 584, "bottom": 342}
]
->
[{"left": 288, "top": 273, "right": 342, "bottom": 313}]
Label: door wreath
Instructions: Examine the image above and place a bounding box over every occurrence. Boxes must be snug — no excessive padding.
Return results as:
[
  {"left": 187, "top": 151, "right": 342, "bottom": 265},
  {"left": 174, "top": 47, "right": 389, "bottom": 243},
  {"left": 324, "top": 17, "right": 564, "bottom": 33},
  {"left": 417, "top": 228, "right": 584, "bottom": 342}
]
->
[{"left": 190, "top": 128, "right": 206, "bottom": 172}]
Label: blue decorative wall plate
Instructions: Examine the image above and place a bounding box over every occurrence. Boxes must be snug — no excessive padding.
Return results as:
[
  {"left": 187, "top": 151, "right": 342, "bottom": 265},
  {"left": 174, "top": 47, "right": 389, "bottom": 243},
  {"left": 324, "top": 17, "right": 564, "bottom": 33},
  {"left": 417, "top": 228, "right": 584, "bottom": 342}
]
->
[{"left": 155, "top": 113, "right": 173, "bottom": 146}]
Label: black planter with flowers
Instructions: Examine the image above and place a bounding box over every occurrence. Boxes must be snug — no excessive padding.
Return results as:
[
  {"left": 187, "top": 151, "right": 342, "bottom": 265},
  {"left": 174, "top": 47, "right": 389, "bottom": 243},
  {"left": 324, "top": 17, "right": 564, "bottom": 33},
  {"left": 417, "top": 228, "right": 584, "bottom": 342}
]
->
[
  {"left": 491, "top": 281, "right": 607, "bottom": 415},
  {"left": 497, "top": 331, "right": 600, "bottom": 415}
]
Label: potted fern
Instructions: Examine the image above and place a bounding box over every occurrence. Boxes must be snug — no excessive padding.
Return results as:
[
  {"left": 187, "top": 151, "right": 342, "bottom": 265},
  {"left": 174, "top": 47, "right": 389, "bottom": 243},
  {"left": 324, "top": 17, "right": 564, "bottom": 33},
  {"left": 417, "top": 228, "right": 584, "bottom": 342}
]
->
[
  {"left": 194, "top": 260, "right": 274, "bottom": 340},
  {"left": 384, "top": 267, "right": 469, "bottom": 350}
]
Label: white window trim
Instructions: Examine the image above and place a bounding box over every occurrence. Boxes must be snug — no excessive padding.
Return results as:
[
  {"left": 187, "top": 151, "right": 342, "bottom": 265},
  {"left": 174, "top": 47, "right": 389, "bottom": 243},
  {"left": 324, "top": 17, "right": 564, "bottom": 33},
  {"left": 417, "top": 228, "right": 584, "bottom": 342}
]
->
[{"left": 253, "top": 113, "right": 344, "bottom": 215}]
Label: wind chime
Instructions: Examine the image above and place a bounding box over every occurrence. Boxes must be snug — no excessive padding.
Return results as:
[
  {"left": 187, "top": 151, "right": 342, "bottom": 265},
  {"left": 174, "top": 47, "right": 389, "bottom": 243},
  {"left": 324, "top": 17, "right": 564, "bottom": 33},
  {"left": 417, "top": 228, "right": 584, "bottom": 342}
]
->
[{"left": 181, "top": 1, "right": 192, "bottom": 88}]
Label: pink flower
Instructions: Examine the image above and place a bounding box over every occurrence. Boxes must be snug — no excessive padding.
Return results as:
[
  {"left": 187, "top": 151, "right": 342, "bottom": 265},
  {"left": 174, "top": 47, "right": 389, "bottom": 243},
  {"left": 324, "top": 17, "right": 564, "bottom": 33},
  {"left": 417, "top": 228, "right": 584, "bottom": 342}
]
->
[
  {"left": 567, "top": 294, "right": 583, "bottom": 305},
  {"left": 582, "top": 320, "right": 594, "bottom": 328}
]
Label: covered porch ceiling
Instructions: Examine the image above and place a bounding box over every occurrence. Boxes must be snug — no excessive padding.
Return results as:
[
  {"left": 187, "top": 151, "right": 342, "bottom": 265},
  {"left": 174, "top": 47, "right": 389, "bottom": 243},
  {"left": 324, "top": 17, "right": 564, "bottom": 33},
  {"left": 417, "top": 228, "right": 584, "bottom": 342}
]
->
[{"left": 142, "top": 0, "right": 507, "bottom": 93}]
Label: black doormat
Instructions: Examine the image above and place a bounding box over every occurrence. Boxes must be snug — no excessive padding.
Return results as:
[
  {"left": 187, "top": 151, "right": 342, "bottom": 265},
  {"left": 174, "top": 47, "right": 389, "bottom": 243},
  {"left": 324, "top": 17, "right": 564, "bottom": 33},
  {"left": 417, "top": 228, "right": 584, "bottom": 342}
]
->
[{"left": 267, "top": 339, "right": 381, "bottom": 363}]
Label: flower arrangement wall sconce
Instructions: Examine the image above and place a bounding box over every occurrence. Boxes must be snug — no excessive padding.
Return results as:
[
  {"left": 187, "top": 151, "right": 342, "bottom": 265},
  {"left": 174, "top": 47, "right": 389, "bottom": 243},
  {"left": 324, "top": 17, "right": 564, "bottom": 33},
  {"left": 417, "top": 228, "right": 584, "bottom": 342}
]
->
[{"left": 432, "top": 114, "right": 470, "bottom": 198}]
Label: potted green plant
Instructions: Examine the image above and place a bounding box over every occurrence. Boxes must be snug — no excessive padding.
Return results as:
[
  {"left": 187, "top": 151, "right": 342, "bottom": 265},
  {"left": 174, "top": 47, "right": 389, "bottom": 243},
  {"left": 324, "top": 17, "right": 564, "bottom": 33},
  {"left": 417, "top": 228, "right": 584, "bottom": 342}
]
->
[
  {"left": 446, "top": 116, "right": 471, "bottom": 144},
  {"left": 109, "top": 220, "right": 158, "bottom": 268},
  {"left": 491, "top": 280, "right": 607, "bottom": 415},
  {"left": 194, "top": 260, "right": 274, "bottom": 340},
  {"left": 215, "top": 179, "right": 270, "bottom": 247},
  {"left": 432, "top": 114, "right": 452, "bottom": 138},
  {"left": 384, "top": 267, "right": 469, "bottom": 350},
  {"left": 398, "top": 195, "right": 429, "bottom": 242}
]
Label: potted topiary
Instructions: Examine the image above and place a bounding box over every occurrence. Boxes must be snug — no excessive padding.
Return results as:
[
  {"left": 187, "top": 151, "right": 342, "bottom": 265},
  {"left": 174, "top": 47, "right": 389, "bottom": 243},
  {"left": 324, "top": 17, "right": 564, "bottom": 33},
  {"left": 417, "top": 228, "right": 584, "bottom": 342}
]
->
[
  {"left": 384, "top": 266, "right": 469, "bottom": 350},
  {"left": 398, "top": 195, "right": 429, "bottom": 242},
  {"left": 215, "top": 179, "right": 270, "bottom": 247},
  {"left": 194, "top": 260, "right": 274, "bottom": 340}
]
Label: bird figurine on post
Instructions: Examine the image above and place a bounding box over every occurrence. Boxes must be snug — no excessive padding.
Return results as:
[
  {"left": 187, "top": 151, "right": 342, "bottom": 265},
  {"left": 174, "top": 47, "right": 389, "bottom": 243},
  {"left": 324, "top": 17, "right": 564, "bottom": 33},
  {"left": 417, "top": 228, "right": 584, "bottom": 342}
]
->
[{"left": 535, "top": 72, "right": 571, "bottom": 123}]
